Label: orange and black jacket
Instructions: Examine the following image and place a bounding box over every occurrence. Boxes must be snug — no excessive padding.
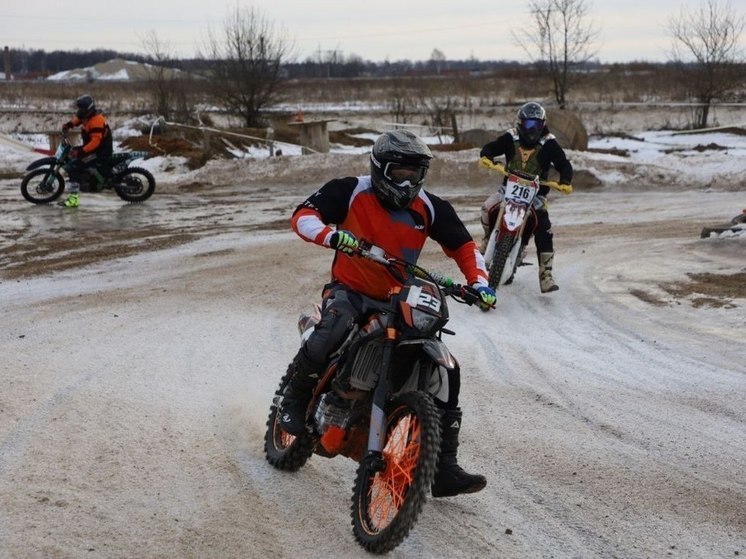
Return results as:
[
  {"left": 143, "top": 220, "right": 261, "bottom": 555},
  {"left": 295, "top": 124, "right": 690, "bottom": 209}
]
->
[
  {"left": 292, "top": 175, "right": 489, "bottom": 301},
  {"left": 66, "top": 111, "right": 113, "bottom": 157}
]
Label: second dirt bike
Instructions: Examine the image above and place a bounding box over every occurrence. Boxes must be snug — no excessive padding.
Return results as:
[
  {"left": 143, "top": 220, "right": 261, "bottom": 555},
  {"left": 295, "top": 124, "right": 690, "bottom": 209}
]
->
[
  {"left": 264, "top": 242, "right": 484, "bottom": 554},
  {"left": 480, "top": 157, "right": 572, "bottom": 290},
  {"left": 20, "top": 133, "right": 156, "bottom": 204}
]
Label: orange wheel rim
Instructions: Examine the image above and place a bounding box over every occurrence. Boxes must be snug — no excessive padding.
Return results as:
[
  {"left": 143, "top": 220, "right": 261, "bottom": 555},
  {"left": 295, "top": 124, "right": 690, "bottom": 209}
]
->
[
  {"left": 276, "top": 418, "right": 295, "bottom": 448},
  {"left": 366, "top": 414, "right": 421, "bottom": 530}
]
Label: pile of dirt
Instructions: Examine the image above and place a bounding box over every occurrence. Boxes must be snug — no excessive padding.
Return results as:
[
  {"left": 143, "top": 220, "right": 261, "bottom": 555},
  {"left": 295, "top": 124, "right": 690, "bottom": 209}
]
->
[
  {"left": 120, "top": 126, "right": 379, "bottom": 169},
  {"left": 119, "top": 135, "right": 208, "bottom": 169}
]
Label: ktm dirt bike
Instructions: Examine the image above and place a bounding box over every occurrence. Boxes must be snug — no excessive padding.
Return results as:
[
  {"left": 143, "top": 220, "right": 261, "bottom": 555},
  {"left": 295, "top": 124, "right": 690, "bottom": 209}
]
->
[
  {"left": 20, "top": 133, "right": 155, "bottom": 204},
  {"left": 264, "top": 242, "right": 484, "bottom": 554},
  {"left": 479, "top": 157, "right": 572, "bottom": 290}
]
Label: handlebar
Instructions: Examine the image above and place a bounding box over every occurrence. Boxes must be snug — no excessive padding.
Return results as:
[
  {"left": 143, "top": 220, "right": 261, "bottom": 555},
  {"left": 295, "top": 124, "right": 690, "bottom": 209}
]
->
[
  {"left": 350, "top": 242, "right": 485, "bottom": 308},
  {"left": 479, "top": 157, "right": 573, "bottom": 194}
]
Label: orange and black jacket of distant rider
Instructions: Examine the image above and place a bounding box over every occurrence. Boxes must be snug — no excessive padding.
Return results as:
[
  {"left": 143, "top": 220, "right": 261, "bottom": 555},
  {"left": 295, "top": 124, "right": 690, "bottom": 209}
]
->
[
  {"left": 291, "top": 176, "right": 489, "bottom": 301},
  {"left": 66, "top": 112, "right": 113, "bottom": 157}
]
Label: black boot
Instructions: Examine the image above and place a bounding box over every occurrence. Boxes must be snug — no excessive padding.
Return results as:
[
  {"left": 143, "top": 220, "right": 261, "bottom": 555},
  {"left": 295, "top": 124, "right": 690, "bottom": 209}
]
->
[
  {"left": 431, "top": 408, "right": 487, "bottom": 498},
  {"left": 279, "top": 351, "right": 320, "bottom": 436}
]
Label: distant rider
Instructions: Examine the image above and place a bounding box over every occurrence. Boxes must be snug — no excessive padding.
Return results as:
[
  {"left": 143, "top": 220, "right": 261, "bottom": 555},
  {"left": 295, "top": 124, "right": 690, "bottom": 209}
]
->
[
  {"left": 58, "top": 94, "right": 113, "bottom": 208},
  {"left": 283, "top": 129, "right": 496, "bottom": 497},
  {"left": 479, "top": 101, "right": 573, "bottom": 292}
]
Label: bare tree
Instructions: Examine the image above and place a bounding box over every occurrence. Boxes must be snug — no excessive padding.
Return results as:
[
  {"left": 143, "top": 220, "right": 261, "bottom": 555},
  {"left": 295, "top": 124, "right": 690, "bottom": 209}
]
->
[
  {"left": 202, "top": 6, "right": 293, "bottom": 127},
  {"left": 142, "top": 31, "right": 191, "bottom": 121},
  {"left": 430, "top": 49, "right": 446, "bottom": 74},
  {"left": 389, "top": 79, "right": 413, "bottom": 124},
  {"left": 516, "top": 0, "right": 600, "bottom": 108},
  {"left": 420, "top": 94, "right": 459, "bottom": 143},
  {"left": 668, "top": 0, "right": 745, "bottom": 129}
]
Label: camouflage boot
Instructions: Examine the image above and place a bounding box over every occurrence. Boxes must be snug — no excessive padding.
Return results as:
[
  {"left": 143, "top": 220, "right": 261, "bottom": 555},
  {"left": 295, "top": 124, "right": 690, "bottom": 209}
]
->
[{"left": 538, "top": 252, "right": 559, "bottom": 293}]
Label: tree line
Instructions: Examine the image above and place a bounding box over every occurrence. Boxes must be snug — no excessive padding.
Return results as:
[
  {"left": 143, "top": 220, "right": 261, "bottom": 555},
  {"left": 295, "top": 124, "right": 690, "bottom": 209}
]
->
[
  {"left": 3, "top": 45, "right": 629, "bottom": 80},
  {"left": 4, "top": 0, "right": 744, "bottom": 130}
]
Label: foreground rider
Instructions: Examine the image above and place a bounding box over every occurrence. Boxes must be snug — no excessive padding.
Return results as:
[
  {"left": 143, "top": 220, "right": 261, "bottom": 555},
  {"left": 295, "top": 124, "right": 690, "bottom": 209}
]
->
[
  {"left": 479, "top": 101, "right": 573, "bottom": 292},
  {"left": 284, "top": 130, "right": 496, "bottom": 497},
  {"left": 58, "top": 94, "right": 113, "bottom": 208}
]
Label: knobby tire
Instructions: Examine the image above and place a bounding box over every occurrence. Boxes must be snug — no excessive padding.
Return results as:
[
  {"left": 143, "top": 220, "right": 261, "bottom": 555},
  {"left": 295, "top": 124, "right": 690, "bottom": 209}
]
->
[
  {"left": 113, "top": 167, "right": 156, "bottom": 203},
  {"left": 351, "top": 391, "right": 441, "bottom": 554},
  {"left": 20, "top": 168, "right": 65, "bottom": 204},
  {"left": 263, "top": 363, "right": 316, "bottom": 471},
  {"left": 488, "top": 234, "right": 517, "bottom": 290}
]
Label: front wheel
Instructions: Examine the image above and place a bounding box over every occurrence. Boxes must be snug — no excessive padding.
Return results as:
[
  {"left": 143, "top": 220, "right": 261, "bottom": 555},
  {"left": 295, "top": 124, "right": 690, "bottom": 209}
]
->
[
  {"left": 488, "top": 233, "right": 518, "bottom": 290},
  {"left": 351, "top": 391, "right": 441, "bottom": 554},
  {"left": 113, "top": 167, "right": 155, "bottom": 203},
  {"left": 264, "top": 363, "right": 317, "bottom": 471},
  {"left": 20, "top": 168, "right": 65, "bottom": 204}
]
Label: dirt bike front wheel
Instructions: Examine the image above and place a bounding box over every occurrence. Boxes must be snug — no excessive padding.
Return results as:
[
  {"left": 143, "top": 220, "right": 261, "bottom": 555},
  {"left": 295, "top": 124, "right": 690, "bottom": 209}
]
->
[
  {"left": 20, "top": 169, "right": 65, "bottom": 204},
  {"left": 113, "top": 167, "right": 155, "bottom": 203},
  {"left": 264, "top": 363, "right": 317, "bottom": 472},
  {"left": 351, "top": 391, "right": 441, "bottom": 554},
  {"left": 488, "top": 234, "right": 518, "bottom": 290}
]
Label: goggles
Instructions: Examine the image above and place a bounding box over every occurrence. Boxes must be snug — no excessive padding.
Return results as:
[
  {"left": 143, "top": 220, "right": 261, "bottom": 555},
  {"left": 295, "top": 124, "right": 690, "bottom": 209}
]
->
[
  {"left": 521, "top": 118, "right": 544, "bottom": 132},
  {"left": 383, "top": 162, "right": 427, "bottom": 187}
]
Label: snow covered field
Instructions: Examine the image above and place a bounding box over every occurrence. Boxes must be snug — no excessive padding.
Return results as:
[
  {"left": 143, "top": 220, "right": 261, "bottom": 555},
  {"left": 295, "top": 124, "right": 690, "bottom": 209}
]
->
[{"left": 0, "top": 115, "right": 744, "bottom": 558}]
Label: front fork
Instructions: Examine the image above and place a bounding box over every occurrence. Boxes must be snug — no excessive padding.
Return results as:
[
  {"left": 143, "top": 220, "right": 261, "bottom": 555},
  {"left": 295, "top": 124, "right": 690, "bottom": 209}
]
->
[
  {"left": 364, "top": 333, "right": 396, "bottom": 473},
  {"left": 42, "top": 164, "right": 64, "bottom": 187}
]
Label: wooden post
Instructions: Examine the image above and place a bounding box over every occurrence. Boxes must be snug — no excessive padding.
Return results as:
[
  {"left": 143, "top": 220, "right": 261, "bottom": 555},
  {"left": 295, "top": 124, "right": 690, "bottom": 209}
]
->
[
  {"left": 202, "top": 129, "right": 212, "bottom": 152},
  {"left": 291, "top": 120, "right": 331, "bottom": 155},
  {"left": 4, "top": 46, "right": 10, "bottom": 80},
  {"left": 450, "top": 113, "right": 460, "bottom": 143},
  {"left": 48, "top": 130, "right": 81, "bottom": 153}
]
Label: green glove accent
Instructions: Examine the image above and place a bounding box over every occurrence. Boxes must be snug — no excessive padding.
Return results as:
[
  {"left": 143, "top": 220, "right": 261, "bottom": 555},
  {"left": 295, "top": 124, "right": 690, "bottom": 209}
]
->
[
  {"left": 474, "top": 284, "right": 497, "bottom": 309},
  {"left": 330, "top": 230, "right": 359, "bottom": 254}
]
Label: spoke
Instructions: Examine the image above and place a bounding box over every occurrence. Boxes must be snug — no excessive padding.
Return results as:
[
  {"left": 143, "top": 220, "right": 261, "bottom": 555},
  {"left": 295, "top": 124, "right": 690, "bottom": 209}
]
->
[{"left": 366, "top": 411, "right": 422, "bottom": 530}]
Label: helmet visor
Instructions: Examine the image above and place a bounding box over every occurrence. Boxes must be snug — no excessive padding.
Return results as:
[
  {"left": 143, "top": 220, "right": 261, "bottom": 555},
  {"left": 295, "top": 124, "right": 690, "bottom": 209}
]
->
[
  {"left": 383, "top": 162, "right": 427, "bottom": 187},
  {"left": 521, "top": 118, "right": 544, "bottom": 132}
]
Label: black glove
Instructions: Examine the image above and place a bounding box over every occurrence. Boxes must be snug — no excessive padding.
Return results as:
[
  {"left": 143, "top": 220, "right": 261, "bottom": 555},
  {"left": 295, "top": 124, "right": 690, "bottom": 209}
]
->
[
  {"left": 62, "top": 122, "right": 73, "bottom": 132},
  {"left": 329, "top": 230, "right": 359, "bottom": 254}
]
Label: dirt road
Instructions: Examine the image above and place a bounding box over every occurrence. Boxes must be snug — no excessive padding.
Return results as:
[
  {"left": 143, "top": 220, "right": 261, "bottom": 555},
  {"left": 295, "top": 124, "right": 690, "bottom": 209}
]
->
[{"left": 0, "top": 172, "right": 743, "bottom": 558}]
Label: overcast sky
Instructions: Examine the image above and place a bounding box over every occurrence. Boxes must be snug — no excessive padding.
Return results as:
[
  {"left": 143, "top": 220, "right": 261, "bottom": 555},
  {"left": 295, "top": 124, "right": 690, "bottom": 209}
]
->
[{"left": 1, "top": 0, "right": 744, "bottom": 63}]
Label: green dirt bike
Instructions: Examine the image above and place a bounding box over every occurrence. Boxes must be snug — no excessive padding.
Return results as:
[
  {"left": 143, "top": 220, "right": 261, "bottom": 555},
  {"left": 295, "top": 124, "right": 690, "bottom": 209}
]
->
[{"left": 20, "top": 133, "right": 156, "bottom": 204}]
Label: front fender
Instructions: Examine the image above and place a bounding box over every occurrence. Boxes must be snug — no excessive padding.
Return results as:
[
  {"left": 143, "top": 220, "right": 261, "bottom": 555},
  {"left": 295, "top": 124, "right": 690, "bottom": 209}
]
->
[
  {"left": 421, "top": 339, "right": 458, "bottom": 370},
  {"left": 502, "top": 200, "right": 529, "bottom": 231},
  {"left": 393, "top": 339, "right": 459, "bottom": 404},
  {"left": 26, "top": 157, "right": 57, "bottom": 171},
  {"left": 396, "top": 338, "right": 458, "bottom": 371}
]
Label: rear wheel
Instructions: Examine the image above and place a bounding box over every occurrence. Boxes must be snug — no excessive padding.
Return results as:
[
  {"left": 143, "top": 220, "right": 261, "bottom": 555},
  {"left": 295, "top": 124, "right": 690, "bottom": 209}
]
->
[
  {"left": 113, "top": 167, "right": 155, "bottom": 203},
  {"left": 20, "top": 169, "right": 65, "bottom": 204},
  {"left": 351, "top": 391, "right": 441, "bottom": 554},
  {"left": 264, "top": 364, "right": 317, "bottom": 471},
  {"left": 488, "top": 234, "right": 517, "bottom": 290}
]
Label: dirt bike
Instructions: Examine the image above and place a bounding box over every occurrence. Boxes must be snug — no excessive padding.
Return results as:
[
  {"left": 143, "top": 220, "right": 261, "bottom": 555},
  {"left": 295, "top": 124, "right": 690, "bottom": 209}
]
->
[
  {"left": 20, "top": 133, "right": 156, "bottom": 204},
  {"left": 264, "top": 242, "right": 484, "bottom": 554},
  {"left": 479, "top": 157, "right": 572, "bottom": 290}
]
